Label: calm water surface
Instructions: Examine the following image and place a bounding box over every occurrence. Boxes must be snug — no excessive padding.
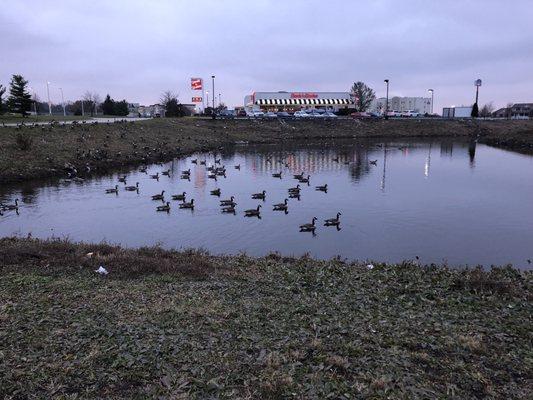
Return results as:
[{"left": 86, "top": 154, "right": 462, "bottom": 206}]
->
[{"left": 1, "top": 139, "right": 532, "bottom": 268}]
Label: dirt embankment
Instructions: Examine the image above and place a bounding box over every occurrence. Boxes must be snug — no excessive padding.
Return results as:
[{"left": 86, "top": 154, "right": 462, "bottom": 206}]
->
[
  {"left": 0, "top": 237, "right": 531, "bottom": 398},
  {"left": 0, "top": 118, "right": 531, "bottom": 184}
]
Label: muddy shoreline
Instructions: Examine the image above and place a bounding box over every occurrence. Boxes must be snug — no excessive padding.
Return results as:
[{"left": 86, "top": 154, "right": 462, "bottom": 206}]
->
[{"left": 1, "top": 118, "right": 532, "bottom": 184}]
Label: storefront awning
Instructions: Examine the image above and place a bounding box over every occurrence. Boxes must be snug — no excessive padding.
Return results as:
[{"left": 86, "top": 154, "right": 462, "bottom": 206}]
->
[{"left": 255, "top": 98, "right": 352, "bottom": 106}]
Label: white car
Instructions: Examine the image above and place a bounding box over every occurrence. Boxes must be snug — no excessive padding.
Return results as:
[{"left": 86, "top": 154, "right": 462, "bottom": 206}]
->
[
  {"left": 264, "top": 111, "right": 277, "bottom": 118},
  {"left": 251, "top": 110, "right": 264, "bottom": 118},
  {"left": 324, "top": 111, "right": 338, "bottom": 118},
  {"left": 294, "top": 111, "right": 310, "bottom": 118},
  {"left": 401, "top": 110, "right": 420, "bottom": 117}
]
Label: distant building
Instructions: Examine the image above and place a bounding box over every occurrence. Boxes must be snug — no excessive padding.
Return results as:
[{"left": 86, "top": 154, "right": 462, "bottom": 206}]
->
[
  {"left": 492, "top": 107, "right": 509, "bottom": 118},
  {"left": 138, "top": 104, "right": 165, "bottom": 118},
  {"left": 370, "top": 96, "right": 432, "bottom": 114},
  {"left": 442, "top": 106, "right": 472, "bottom": 118},
  {"left": 127, "top": 103, "right": 140, "bottom": 117},
  {"left": 510, "top": 103, "right": 532, "bottom": 119},
  {"left": 244, "top": 91, "right": 354, "bottom": 112}
]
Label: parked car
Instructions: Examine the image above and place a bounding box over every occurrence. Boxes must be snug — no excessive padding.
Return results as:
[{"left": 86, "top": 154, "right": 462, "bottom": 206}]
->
[
  {"left": 351, "top": 111, "right": 371, "bottom": 119},
  {"left": 368, "top": 112, "right": 382, "bottom": 119},
  {"left": 276, "top": 111, "right": 291, "bottom": 118},
  {"left": 237, "top": 109, "right": 247, "bottom": 117},
  {"left": 324, "top": 111, "right": 338, "bottom": 118},
  {"left": 216, "top": 109, "right": 235, "bottom": 119},
  {"left": 385, "top": 110, "right": 400, "bottom": 117},
  {"left": 264, "top": 111, "right": 278, "bottom": 118},
  {"left": 401, "top": 110, "right": 420, "bottom": 117},
  {"left": 294, "top": 110, "right": 310, "bottom": 118},
  {"left": 247, "top": 110, "right": 264, "bottom": 118}
]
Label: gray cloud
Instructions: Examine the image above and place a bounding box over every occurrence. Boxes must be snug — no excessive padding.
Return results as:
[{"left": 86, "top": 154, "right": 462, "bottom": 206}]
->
[{"left": 1, "top": 0, "right": 532, "bottom": 111}]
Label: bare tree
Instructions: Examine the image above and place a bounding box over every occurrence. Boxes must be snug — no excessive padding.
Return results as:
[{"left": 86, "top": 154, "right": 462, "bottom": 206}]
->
[
  {"left": 350, "top": 81, "right": 376, "bottom": 112},
  {"left": 160, "top": 91, "right": 179, "bottom": 105},
  {"left": 82, "top": 91, "right": 101, "bottom": 116},
  {"left": 479, "top": 102, "right": 494, "bottom": 118}
]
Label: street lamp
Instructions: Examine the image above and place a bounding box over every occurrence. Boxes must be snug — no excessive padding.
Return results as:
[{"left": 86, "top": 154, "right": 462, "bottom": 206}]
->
[
  {"left": 206, "top": 91, "right": 209, "bottom": 113},
  {"left": 46, "top": 81, "right": 52, "bottom": 115},
  {"left": 211, "top": 75, "right": 215, "bottom": 110},
  {"left": 59, "top": 87, "right": 66, "bottom": 117},
  {"left": 474, "top": 79, "right": 482, "bottom": 105},
  {"left": 218, "top": 93, "right": 221, "bottom": 106},
  {"left": 384, "top": 79, "right": 389, "bottom": 119},
  {"left": 428, "top": 89, "right": 434, "bottom": 114}
]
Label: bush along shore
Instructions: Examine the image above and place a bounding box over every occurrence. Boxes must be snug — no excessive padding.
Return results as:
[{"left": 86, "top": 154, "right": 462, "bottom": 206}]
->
[
  {"left": 1, "top": 118, "right": 532, "bottom": 184},
  {"left": 0, "top": 237, "right": 531, "bottom": 398}
]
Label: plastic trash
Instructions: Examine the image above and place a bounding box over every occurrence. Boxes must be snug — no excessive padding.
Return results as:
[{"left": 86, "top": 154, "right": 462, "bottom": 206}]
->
[
  {"left": 366, "top": 264, "right": 374, "bottom": 270},
  {"left": 95, "top": 266, "right": 108, "bottom": 275}
]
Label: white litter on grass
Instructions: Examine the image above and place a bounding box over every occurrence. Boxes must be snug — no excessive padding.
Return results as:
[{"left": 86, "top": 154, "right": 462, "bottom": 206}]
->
[
  {"left": 366, "top": 264, "right": 374, "bottom": 270},
  {"left": 95, "top": 266, "right": 108, "bottom": 275},
  {"left": 86, "top": 252, "right": 94, "bottom": 258}
]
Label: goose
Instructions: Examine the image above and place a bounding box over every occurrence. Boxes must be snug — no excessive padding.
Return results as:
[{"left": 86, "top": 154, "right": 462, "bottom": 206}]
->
[
  {"left": 181, "top": 168, "right": 191, "bottom": 175},
  {"left": 273, "top": 199, "right": 288, "bottom": 211},
  {"left": 210, "top": 188, "right": 221, "bottom": 196},
  {"left": 251, "top": 190, "right": 266, "bottom": 200},
  {"left": 181, "top": 173, "right": 191, "bottom": 180},
  {"left": 208, "top": 173, "right": 217, "bottom": 180},
  {"left": 191, "top": 158, "right": 198, "bottom": 164},
  {"left": 299, "top": 217, "right": 317, "bottom": 232},
  {"left": 150, "top": 172, "right": 159, "bottom": 180},
  {"left": 221, "top": 203, "right": 237, "bottom": 213},
  {"left": 234, "top": 164, "right": 241, "bottom": 170},
  {"left": 272, "top": 171, "right": 282, "bottom": 178},
  {"left": 289, "top": 192, "right": 301, "bottom": 200},
  {"left": 315, "top": 184, "right": 328, "bottom": 192},
  {"left": 200, "top": 160, "right": 206, "bottom": 165},
  {"left": 125, "top": 182, "right": 139, "bottom": 191},
  {"left": 118, "top": 175, "right": 127, "bottom": 183},
  {"left": 369, "top": 159, "right": 378, "bottom": 165},
  {"left": 214, "top": 158, "right": 221, "bottom": 164},
  {"left": 332, "top": 157, "right": 339, "bottom": 163},
  {"left": 106, "top": 185, "right": 119, "bottom": 194},
  {"left": 288, "top": 184, "right": 301, "bottom": 193},
  {"left": 1, "top": 199, "right": 19, "bottom": 211},
  {"left": 161, "top": 169, "right": 171, "bottom": 176},
  {"left": 298, "top": 175, "right": 311, "bottom": 184},
  {"left": 156, "top": 202, "right": 170, "bottom": 212},
  {"left": 324, "top": 212, "right": 342, "bottom": 226},
  {"left": 151, "top": 190, "right": 165, "bottom": 201},
  {"left": 220, "top": 196, "right": 235, "bottom": 206},
  {"left": 293, "top": 172, "right": 305, "bottom": 179},
  {"left": 172, "top": 192, "right": 186, "bottom": 201},
  {"left": 244, "top": 205, "right": 261, "bottom": 217},
  {"left": 179, "top": 199, "right": 194, "bottom": 209}
]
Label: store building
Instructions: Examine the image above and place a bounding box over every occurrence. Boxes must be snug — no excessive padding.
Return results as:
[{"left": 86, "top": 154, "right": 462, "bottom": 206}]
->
[
  {"left": 370, "top": 96, "right": 432, "bottom": 114},
  {"left": 244, "top": 91, "right": 354, "bottom": 112}
]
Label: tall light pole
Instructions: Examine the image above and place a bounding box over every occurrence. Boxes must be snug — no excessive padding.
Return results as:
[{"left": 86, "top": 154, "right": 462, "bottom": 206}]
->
[
  {"left": 474, "top": 79, "right": 482, "bottom": 105},
  {"left": 428, "top": 89, "right": 434, "bottom": 114},
  {"left": 206, "top": 91, "right": 209, "bottom": 113},
  {"left": 59, "top": 87, "right": 66, "bottom": 116},
  {"left": 211, "top": 75, "right": 215, "bottom": 110},
  {"left": 384, "top": 79, "right": 389, "bottom": 119},
  {"left": 218, "top": 93, "right": 221, "bottom": 107},
  {"left": 46, "top": 81, "right": 52, "bottom": 115}
]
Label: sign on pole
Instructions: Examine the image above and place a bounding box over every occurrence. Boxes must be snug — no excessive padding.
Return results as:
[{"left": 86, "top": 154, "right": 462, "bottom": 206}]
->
[
  {"left": 191, "top": 78, "right": 203, "bottom": 90},
  {"left": 475, "top": 79, "right": 482, "bottom": 87},
  {"left": 192, "top": 97, "right": 202, "bottom": 103}
]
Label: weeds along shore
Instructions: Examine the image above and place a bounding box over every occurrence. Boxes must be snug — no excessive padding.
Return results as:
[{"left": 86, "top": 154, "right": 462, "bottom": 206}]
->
[
  {"left": 1, "top": 118, "right": 532, "bottom": 184},
  {"left": 0, "top": 237, "right": 531, "bottom": 398}
]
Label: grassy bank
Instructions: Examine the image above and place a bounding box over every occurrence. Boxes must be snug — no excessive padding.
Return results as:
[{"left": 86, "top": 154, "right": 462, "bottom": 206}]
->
[
  {"left": 1, "top": 118, "right": 532, "bottom": 184},
  {"left": 0, "top": 238, "right": 531, "bottom": 398}
]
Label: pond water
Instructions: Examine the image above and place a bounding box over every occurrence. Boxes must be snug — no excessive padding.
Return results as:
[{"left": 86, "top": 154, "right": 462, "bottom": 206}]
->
[{"left": 1, "top": 138, "right": 532, "bottom": 268}]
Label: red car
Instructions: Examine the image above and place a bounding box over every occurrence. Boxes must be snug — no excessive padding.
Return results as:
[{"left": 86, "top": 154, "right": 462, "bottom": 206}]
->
[{"left": 351, "top": 111, "right": 371, "bottom": 119}]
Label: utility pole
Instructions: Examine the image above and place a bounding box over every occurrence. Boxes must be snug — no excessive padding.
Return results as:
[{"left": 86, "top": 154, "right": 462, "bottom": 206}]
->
[
  {"left": 384, "top": 79, "right": 389, "bottom": 119},
  {"left": 81, "top": 99, "right": 84, "bottom": 116},
  {"left": 46, "top": 81, "right": 52, "bottom": 115},
  {"left": 428, "top": 89, "right": 434, "bottom": 114},
  {"left": 59, "top": 87, "right": 66, "bottom": 116},
  {"left": 211, "top": 75, "right": 215, "bottom": 110}
]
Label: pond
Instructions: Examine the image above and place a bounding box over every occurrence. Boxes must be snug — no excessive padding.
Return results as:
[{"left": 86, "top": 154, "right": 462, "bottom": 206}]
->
[{"left": 1, "top": 138, "right": 532, "bottom": 269}]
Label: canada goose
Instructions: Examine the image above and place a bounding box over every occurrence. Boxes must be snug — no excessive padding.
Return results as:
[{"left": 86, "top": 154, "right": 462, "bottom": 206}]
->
[
  {"left": 299, "top": 217, "right": 317, "bottom": 231},
  {"left": 273, "top": 199, "right": 288, "bottom": 211},
  {"left": 191, "top": 158, "right": 198, "bottom": 164},
  {"left": 1, "top": 199, "right": 19, "bottom": 210},
  {"left": 220, "top": 196, "right": 235, "bottom": 206},
  {"left": 118, "top": 175, "right": 127, "bottom": 183},
  {"left": 172, "top": 192, "right": 186, "bottom": 201},
  {"left": 244, "top": 205, "right": 261, "bottom": 216},
  {"left": 106, "top": 185, "right": 119, "bottom": 194},
  {"left": 208, "top": 173, "right": 217, "bottom": 180},
  {"left": 179, "top": 199, "right": 194, "bottom": 209},
  {"left": 200, "top": 160, "right": 206, "bottom": 165},
  {"left": 293, "top": 172, "right": 305, "bottom": 179},
  {"left": 324, "top": 212, "right": 341, "bottom": 226},
  {"left": 272, "top": 171, "right": 282, "bottom": 178},
  {"left": 234, "top": 164, "right": 241, "bottom": 170},
  {"left": 315, "top": 184, "right": 328, "bottom": 192},
  {"left": 125, "top": 182, "right": 139, "bottom": 191},
  {"left": 210, "top": 188, "right": 221, "bottom": 196},
  {"left": 289, "top": 192, "right": 301, "bottom": 200},
  {"left": 151, "top": 190, "right": 165, "bottom": 201},
  {"left": 215, "top": 168, "right": 226, "bottom": 176},
  {"left": 288, "top": 184, "right": 301, "bottom": 193},
  {"left": 181, "top": 168, "right": 191, "bottom": 175},
  {"left": 221, "top": 204, "right": 237, "bottom": 213},
  {"left": 298, "top": 175, "right": 311, "bottom": 183},
  {"left": 161, "top": 169, "right": 171, "bottom": 176},
  {"left": 332, "top": 157, "right": 339, "bottom": 163},
  {"left": 150, "top": 172, "right": 159, "bottom": 180},
  {"left": 369, "top": 160, "right": 378, "bottom": 165},
  {"left": 214, "top": 158, "right": 221, "bottom": 164},
  {"left": 251, "top": 190, "right": 266, "bottom": 200},
  {"left": 156, "top": 202, "right": 170, "bottom": 212}
]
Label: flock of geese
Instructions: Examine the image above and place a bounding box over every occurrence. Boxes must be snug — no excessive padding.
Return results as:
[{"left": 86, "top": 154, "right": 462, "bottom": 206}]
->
[{"left": 104, "top": 155, "right": 349, "bottom": 233}]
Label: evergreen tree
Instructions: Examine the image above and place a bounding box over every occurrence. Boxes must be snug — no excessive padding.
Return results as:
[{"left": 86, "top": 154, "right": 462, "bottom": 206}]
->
[
  {"left": 102, "top": 94, "right": 115, "bottom": 115},
  {"left": 165, "top": 98, "right": 181, "bottom": 117},
  {"left": 114, "top": 100, "right": 129, "bottom": 116},
  {"left": 471, "top": 102, "right": 479, "bottom": 118},
  {"left": 350, "top": 81, "right": 376, "bottom": 112},
  {"left": 7, "top": 75, "right": 32, "bottom": 116},
  {"left": 0, "top": 84, "right": 6, "bottom": 114}
]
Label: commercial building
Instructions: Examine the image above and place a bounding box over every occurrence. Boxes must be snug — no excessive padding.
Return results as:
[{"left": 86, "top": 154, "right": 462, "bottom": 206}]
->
[
  {"left": 370, "top": 97, "right": 432, "bottom": 114},
  {"left": 442, "top": 106, "right": 472, "bottom": 118},
  {"left": 509, "top": 103, "right": 532, "bottom": 119},
  {"left": 138, "top": 104, "right": 165, "bottom": 118},
  {"left": 244, "top": 91, "right": 354, "bottom": 112}
]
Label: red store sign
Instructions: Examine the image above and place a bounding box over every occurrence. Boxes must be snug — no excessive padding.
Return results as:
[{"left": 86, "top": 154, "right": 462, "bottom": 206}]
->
[{"left": 290, "top": 92, "right": 318, "bottom": 99}]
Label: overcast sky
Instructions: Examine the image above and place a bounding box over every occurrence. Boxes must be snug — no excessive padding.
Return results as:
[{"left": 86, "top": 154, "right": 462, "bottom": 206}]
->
[{"left": 1, "top": 0, "right": 532, "bottom": 112}]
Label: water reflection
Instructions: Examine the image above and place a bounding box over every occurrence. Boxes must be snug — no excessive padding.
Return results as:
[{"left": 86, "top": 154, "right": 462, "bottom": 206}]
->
[{"left": 1, "top": 138, "right": 532, "bottom": 269}]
